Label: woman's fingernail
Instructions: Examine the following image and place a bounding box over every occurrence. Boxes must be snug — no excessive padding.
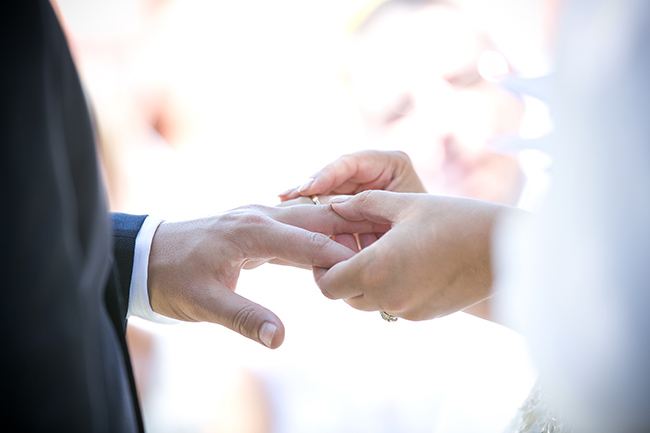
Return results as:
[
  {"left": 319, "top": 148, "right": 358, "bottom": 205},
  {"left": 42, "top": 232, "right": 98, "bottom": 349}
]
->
[
  {"left": 329, "top": 195, "right": 351, "bottom": 204},
  {"left": 259, "top": 322, "right": 277, "bottom": 348},
  {"left": 278, "top": 187, "right": 296, "bottom": 197},
  {"left": 298, "top": 178, "right": 314, "bottom": 192}
]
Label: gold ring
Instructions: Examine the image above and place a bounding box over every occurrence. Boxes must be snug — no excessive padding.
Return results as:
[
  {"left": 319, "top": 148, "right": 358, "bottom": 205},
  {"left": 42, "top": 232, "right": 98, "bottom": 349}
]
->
[
  {"left": 311, "top": 195, "right": 321, "bottom": 205},
  {"left": 380, "top": 311, "right": 398, "bottom": 322}
]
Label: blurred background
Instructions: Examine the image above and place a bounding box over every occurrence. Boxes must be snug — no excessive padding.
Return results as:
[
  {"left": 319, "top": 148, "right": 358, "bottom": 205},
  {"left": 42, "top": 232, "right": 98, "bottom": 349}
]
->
[{"left": 53, "top": 0, "right": 552, "bottom": 431}]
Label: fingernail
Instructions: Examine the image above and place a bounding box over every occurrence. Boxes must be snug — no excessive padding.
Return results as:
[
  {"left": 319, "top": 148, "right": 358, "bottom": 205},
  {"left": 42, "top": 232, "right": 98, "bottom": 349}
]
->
[
  {"left": 278, "top": 187, "right": 296, "bottom": 197},
  {"left": 329, "top": 195, "right": 351, "bottom": 204},
  {"left": 298, "top": 178, "right": 314, "bottom": 192},
  {"left": 259, "top": 322, "right": 277, "bottom": 348}
]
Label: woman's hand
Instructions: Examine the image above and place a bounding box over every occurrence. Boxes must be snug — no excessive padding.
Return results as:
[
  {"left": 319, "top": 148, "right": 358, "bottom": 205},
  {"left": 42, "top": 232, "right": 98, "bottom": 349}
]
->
[
  {"left": 278, "top": 150, "right": 426, "bottom": 201},
  {"left": 313, "top": 191, "right": 512, "bottom": 321}
]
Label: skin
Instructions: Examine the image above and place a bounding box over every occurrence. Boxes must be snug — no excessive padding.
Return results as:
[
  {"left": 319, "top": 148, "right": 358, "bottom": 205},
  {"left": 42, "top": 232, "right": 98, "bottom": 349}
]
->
[
  {"left": 279, "top": 150, "right": 427, "bottom": 199},
  {"left": 147, "top": 203, "right": 378, "bottom": 349},
  {"left": 316, "top": 191, "right": 504, "bottom": 320},
  {"left": 279, "top": 150, "right": 520, "bottom": 321}
]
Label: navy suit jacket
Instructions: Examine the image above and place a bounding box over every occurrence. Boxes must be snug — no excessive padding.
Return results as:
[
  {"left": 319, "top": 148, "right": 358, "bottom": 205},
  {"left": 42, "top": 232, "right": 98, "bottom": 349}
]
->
[{"left": 1, "top": 2, "right": 145, "bottom": 431}]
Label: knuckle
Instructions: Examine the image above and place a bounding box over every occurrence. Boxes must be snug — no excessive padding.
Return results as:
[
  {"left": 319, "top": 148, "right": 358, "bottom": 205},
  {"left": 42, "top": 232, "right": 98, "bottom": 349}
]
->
[
  {"left": 308, "top": 231, "right": 331, "bottom": 259},
  {"left": 339, "top": 153, "right": 357, "bottom": 171},
  {"left": 216, "top": 206, "right": 270, "bottom": 231},
  {"left": 392, "top": 150, "right": 412, "bottom": 165},
  {"left": 231, "top": 305, "right": 260, "bottom": 339},
  {"left": 232, "top": 209, "right": 274, "bottom": 237},
  {"left": 355, "top": 189, "right": 377, "bottom": 206},
  {"left": 237, "top": 206, "right": 270, "bottom": 224},
  {"left": 217, "top": 209, "right": 274, "bottom": 257},
  {"left": 355, "top": 189, "right": 371, "bottom": 201}
]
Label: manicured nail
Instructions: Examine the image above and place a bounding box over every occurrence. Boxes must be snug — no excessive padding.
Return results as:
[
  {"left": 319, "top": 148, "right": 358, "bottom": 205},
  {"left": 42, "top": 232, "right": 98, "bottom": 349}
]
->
[
  {"left": 329, "top": 195, "right": 351, "bottom": 204},
  {"left": 259, "top": 322, "right": 277, "bottom": 348},
  {"left": 278, "top": 187, "right": 296, "bottom": 197},
  {"left": 298, "top": 178, "right": 314, "bottom": 192}
]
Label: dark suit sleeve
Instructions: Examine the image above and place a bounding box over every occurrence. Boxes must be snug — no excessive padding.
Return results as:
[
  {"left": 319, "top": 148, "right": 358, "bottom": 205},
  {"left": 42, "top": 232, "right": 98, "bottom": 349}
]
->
[
  {"left": 107, "top": 213, "right": 148, "bottom": 331},
  {"left": 1, "top": 3, "right": 143, "bottom": 431}
]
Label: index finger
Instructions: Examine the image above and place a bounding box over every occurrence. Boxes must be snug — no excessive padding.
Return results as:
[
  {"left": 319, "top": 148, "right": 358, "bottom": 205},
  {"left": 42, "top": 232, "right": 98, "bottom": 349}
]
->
[
  {"left": 256, "top": 221, "right": 356, "bottom": 269},
  {"left": 278, "top": 157, "right": 362, "bottom": 201},
  {"left": 287, "top": 151, "right": 397, "bottom": 200},
  {"left": 270, "top": 202, "right": 386, "bottom": 236},
  {"left": 303, "top": 155, "right": 364, "bottom": 196}
]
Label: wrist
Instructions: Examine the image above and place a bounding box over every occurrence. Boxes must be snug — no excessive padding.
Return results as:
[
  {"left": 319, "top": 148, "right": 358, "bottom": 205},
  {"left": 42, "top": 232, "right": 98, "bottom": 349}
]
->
[{"left": 128, "top": 217, "right": 179, "bottom": 324}]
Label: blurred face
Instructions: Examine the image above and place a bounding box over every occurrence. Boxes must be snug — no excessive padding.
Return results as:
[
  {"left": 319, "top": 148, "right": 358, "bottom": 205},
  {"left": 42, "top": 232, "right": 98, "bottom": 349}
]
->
[{"left": 346, "top": 4, "right": 524, "bottom": 204}]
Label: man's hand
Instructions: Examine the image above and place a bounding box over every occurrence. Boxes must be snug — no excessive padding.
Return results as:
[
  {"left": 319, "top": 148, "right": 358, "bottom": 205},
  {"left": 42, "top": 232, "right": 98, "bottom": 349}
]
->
[
  {"left": 147, "top": 204, "right": 376, "bottom": 349},
  {"left": 278, "top": 150, "right": 426, "bottom": 201},
  {"left": 313, "top": 191, "right": 510, "bottom": 321}
]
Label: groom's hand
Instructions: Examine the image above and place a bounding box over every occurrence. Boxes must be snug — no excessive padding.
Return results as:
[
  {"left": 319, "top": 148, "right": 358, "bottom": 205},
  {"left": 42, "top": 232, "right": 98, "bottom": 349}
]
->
[{"left": 147, "top": 204, "right": 377, "bottom": 348}]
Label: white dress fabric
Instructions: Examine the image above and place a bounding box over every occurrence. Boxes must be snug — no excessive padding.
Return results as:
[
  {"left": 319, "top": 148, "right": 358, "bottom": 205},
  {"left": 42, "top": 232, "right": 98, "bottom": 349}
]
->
[
  {"left": 504, "top": 379, "right": 573, "bottom": 433},
  {"left": 496, "top": 1, "right": 650, "bottom": 432}
]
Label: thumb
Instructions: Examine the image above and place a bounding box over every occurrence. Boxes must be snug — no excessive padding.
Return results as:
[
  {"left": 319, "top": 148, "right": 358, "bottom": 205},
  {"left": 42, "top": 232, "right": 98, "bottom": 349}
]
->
[
  {"left": 329, "top": 190, "right": 406, "bottom": 225},
  {"left": 199, "top": 285, "right": 285, "bottom": 349}
]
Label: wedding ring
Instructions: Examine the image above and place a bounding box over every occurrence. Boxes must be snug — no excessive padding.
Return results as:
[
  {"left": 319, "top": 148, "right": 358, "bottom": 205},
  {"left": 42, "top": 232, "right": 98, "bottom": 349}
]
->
[
  {"left": 380, "top": 311, "right": 398, "bottom": 322},
  {"left": 311, "top": 195, "right": 321, "bottom": 205}
]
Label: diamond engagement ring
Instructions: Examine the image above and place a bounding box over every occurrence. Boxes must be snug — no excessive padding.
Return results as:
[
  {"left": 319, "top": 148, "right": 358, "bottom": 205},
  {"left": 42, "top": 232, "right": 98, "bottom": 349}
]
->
[
  {"left": 311, "top": 195, "right": 321, "bottom": 205},
  {"left": 380, "top": 311, "right": 398, "bottom": 322}
]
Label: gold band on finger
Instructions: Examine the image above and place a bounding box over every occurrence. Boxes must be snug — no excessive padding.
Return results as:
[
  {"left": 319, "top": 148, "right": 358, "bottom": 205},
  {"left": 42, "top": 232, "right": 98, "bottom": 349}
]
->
[
  {"left": 380, "top": 311, "right": 398, "bottom": 322},
  {"left": 311, "top": 195, "right": 321, "bottom": 205}
]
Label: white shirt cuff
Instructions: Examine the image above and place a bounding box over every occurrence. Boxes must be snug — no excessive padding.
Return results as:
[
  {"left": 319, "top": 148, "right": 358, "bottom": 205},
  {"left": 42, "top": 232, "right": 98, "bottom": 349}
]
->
[{"left": 127, "top": 216, "right": 180, "bottom": 324}]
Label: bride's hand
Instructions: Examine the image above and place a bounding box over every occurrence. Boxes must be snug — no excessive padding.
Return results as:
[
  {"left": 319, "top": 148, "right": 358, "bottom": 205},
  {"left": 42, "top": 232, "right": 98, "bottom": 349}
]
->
[
  {"left": 313, "top": 191, "right": 508, "bottom": 321},
  {"left": 276, "top": 196, "right": 336, "bottom": 207},
  {"left": 278, "top": 150, "right": 426, "bottom": 201}
]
